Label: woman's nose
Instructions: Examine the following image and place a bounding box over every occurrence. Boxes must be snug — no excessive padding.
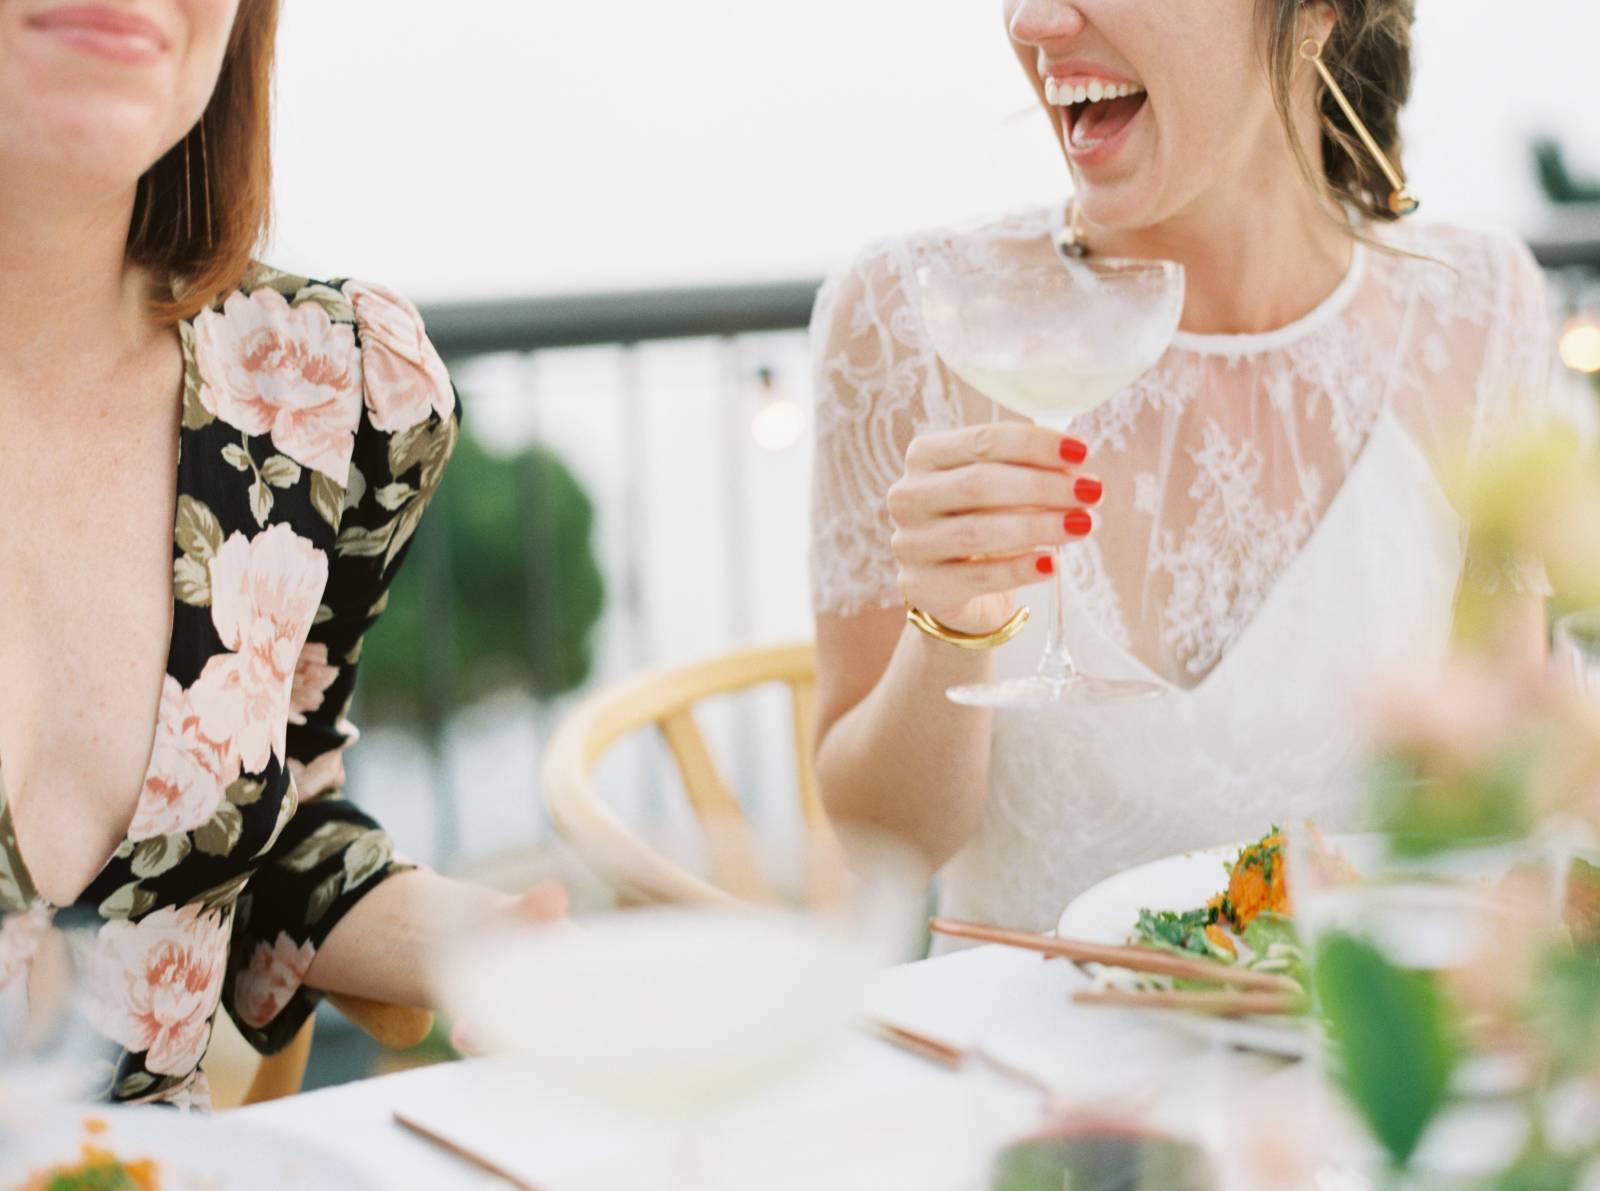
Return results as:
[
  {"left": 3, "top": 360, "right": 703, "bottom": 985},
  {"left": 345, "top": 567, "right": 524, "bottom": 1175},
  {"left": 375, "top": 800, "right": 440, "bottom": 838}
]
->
[{"left": 1008, "top": 0, "right": 1090, "bottom": 47}]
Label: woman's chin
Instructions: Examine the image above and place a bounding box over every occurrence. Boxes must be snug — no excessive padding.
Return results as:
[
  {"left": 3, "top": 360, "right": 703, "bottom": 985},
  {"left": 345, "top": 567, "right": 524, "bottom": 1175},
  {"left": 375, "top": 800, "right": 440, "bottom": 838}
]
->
[{"left": 3, "top": 106, "right": 169, "bottom": 191}]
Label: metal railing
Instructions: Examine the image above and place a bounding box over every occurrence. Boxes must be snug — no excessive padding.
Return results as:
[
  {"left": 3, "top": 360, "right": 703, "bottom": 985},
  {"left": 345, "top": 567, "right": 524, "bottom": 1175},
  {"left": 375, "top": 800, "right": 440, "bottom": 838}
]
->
[{"left": 381, "top": 230, "right": 1600, "bottom": 871}]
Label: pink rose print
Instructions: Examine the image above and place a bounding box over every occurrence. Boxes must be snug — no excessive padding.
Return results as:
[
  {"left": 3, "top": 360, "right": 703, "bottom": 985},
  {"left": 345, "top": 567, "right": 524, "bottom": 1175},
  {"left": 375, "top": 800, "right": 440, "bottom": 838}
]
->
[
  {"left": 88, "top": 905, "right": 228, "bottom": 1076},
  {"left": 0, "top": 905, "right": 53, "bottom": 990},
  {"left": 193, "top": 287, "right": 363, "bottom": 483},
  {"left": 234, "top": 931, "right": 316, "bottom": 1030},
  {"left": 191, "top": 525, "right": 329, "bottom": 775},
  {"left": 345, "top": 281, "right": 453, "bottom": 434},
  {"left": 288, "top": 748, "right": 347, "bottom": 801},
  {"left": 127, "top": 677, "right": 240, "bottom": 842},
  {"left": 289, "top": 642, "right": 339, "bottom": 726}
]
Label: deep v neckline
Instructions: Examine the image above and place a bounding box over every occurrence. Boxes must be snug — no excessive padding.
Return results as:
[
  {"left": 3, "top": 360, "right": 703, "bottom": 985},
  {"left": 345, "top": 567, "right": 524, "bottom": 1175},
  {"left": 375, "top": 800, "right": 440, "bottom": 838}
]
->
[
  {"left": 0, "top": 318, "right": 193, "bottom": 911},
  {"left": 1075, "top": 407, "right": 1443, "bottom": 701}
]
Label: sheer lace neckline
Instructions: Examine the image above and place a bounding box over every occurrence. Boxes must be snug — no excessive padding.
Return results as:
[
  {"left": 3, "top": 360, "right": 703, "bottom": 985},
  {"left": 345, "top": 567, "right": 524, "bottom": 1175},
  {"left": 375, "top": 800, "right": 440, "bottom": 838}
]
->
[
  {"left": 1171, "top": 242, "right": 1367, "bottom": 357},
  {"left": 1038, "top": 200, "right": 1369, "bottom": 358}
]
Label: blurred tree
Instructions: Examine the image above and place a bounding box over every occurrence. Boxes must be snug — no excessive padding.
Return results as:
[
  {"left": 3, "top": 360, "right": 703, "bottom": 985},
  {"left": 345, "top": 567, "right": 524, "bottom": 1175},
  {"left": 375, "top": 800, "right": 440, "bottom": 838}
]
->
[
  {"left": 1533, "top": 136, "right": 1600, "bottom": 204},
  {"left": 355, "top": 423, "right": 606, "bottom": 723}
]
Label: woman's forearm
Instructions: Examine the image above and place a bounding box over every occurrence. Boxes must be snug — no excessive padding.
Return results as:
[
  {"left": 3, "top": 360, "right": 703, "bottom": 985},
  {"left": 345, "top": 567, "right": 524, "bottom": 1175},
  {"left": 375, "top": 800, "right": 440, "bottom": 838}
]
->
[
  {"left": 817, "top": 625, "right": 997, "bottom": 870},
  {"left": 305, "top": 868, "right": 515, "bottom": 1009}
]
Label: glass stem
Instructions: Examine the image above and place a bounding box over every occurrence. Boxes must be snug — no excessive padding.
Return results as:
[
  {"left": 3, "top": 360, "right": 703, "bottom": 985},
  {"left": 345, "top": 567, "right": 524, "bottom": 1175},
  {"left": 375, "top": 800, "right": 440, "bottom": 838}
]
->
[{"left": 1037, "top": 545, "right": 1076, "bottom": 685}]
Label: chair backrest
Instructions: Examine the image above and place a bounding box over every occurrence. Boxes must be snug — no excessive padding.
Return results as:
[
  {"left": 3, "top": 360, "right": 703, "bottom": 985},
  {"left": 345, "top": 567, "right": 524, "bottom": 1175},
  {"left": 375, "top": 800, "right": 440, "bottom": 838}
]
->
[{"left": 541, "top": 642, "right": 826, "bottom": 904}]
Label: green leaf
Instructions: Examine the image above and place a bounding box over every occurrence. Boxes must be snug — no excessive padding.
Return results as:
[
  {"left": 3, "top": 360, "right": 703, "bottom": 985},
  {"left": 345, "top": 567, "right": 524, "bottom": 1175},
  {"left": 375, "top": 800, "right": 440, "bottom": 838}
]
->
[
  {"left": 1528, "top": 943, "right": 1600, "bottom": 1074},
  {"left": 179, "top": 323, "right": 213, "bottom": 431},
  {"left": 254, "top": 788, "right": 298, "bottom": 859},
  {"left": 194, "top": 801, "right": 244, "bottom": 857},
  {"left": 130, "top": 833, "right": 191, "bottom": 879},
  {"left": 248, "top": 476, "right": 273, "bottom": 526},
  {"left": 1241, "top": 912, "right": 1305, "bottom": 984},
  {"left": 375, "top": 482, "right": 415, "bottom": 512},
  {"left": 313, "top": 603, "right": 335, "bottom": 626},
  {"left": 343, "top": 463, "right": 367, "bottom": 512},
  {"left": 221, "top": 442, "right": 252, "bottom": 472},
  {"left": 306, "top": 873, "right": 343, "bottom": 926},
  {"left": 260, "top": 455, "right": 303, "bottom": 489},
  {"left": 381, "top": 501, "right": 427, "bottom": 570},
  {"left": 0, "top": 806, "right": 39, "bottom": 910},
  {"left": 226, "top": 777, "right": 265, "bottom": 807},
  {"left": 1313, "top": 931, "right": 1461, "bottom": 1169},
  {"left": 99, "top": 881, "right": 158, "bottom": 920},
  {"left": 191, "top": 873, "right": 250, "bottom": 912},
  {"left": 174, "top": 495, "right": 223, "bottom": 562},
  {"left": 1135, "top": 907, "right": 1221, "bottom": 958},
  {"left": 292, "top": 282, "right": 354, "bottom": 323},
  {"left": 276, "top": 821, "right": 366, "bottom": 873},
  {"left": 1373, "top": 750, "right": 1534, "bottom": 857},
  {"left": 341, "top": 831, "right": 392, "bottom": 892},
  {"left": 115, "top": 1070, "right": 158, "bottom": 1099},
  {"left": 310, "top": 472, "right": 345, "bottom": 530},
  {"left": 335, "top": 522, "right": 393, "bottom": 559},
  {"left": 173, "top": 554, "right": 211, "bottom": 607}
]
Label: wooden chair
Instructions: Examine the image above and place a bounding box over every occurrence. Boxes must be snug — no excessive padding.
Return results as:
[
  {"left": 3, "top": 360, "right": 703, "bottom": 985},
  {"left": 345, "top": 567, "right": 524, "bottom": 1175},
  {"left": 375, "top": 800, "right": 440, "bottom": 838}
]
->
[
  {"left": 239, "top": 994, "right": 435, "bottom": 1105},
  {"left": 541, "top": 642, "right": 829, "bottom": 904}
]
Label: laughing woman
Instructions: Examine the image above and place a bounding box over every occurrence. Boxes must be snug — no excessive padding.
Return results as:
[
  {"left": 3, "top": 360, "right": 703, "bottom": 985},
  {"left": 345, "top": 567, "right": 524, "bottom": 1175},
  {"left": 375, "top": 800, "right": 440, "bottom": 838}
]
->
[
  {"left": 0, "top": 0, "right": 559, "bottom": 1106},
  {"left": 810, "top": 0, "right": 1556, "bottom": 936}
]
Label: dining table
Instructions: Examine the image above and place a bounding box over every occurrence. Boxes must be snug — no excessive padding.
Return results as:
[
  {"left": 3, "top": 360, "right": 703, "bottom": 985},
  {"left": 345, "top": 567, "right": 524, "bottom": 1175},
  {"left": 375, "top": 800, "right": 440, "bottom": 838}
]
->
[{"left": 236, "top": 940, "right": 1297, "bottom": 1190}]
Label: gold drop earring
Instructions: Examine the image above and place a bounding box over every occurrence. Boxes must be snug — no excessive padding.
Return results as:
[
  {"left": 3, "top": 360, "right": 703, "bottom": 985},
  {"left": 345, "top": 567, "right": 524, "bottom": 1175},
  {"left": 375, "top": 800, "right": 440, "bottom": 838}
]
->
[{"left": 1300, "top": 37, "right": 1420, "bottom": 216}]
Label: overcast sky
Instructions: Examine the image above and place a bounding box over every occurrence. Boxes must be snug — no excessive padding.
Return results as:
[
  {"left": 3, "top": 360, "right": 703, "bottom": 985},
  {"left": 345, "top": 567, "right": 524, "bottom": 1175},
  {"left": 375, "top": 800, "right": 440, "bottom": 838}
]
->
[{"left": 266, "top": 1, "right": 1600, "bottom": 301}]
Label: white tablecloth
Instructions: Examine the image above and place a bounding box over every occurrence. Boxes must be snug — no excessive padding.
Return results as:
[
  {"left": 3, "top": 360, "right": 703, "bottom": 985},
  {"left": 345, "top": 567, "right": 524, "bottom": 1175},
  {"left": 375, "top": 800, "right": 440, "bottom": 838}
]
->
[{"left": 237, "top": 944, "right": 1277, "bottom": 1190}]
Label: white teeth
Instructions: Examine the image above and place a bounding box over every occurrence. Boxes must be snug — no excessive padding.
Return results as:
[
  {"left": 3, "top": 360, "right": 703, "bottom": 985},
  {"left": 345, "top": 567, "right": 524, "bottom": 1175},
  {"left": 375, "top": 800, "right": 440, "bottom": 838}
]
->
[{"left": 1043, "top": 78, "right": 1147, "bottom": 107}]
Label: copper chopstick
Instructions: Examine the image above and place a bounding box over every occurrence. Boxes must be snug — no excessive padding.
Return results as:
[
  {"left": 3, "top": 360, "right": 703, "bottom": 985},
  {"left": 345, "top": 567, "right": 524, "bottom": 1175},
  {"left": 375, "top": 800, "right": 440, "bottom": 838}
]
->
[
  {"left": 867, "top": 1019, "right": 965, "bottom": 1070},
  {"left": 393, "top": 1111, "right": 548, "bottom": 1191},
  {"left": 1072, "top": 987, "right": 1304, "bottom": 1017},
  {"left": 864, "top": 1018, "right": 1056, "bottom": 1100},
  {"left": 928, "top": 918, "right": 1301, "bottom": 993}
]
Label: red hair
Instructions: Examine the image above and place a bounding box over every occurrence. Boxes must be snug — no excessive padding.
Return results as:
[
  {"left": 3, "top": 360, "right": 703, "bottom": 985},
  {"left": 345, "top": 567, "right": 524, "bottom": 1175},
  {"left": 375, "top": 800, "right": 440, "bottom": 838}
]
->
[{"left": 127, "top": 0, "right": 279, "bottom": 323}]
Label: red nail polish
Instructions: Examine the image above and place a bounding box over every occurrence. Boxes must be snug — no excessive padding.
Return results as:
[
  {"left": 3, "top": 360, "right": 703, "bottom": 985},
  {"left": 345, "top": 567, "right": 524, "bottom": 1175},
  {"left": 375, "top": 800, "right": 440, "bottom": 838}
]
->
[
  {"left": 1059, "top": 437, "right": 1088, "bottom": 465},
  {"left": 1035, "top": 555, "right": 1054, "bottom": 576},
  {"left": 1074, "top": 477, "right": 1103, "bottom": 505},
  {"left": 1064, "top": 510, "right": 1093, "bottom": 537}
]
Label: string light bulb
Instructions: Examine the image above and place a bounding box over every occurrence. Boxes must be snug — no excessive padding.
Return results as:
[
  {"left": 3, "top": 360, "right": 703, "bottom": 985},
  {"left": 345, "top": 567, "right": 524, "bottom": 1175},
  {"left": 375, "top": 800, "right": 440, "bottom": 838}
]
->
[
  {"left": 749, "top": 367, "right": 805, "bottom": 452},
  {"left": 1560, "top": 312, "right": 1600, "bottom": 375}
]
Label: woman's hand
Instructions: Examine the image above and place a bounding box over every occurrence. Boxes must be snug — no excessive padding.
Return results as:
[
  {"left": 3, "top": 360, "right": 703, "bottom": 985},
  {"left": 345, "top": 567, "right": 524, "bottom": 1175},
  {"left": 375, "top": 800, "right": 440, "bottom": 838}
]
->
[
  {"left": 887, "top": 423, "right": 1101, "bottom": 634},
  {"left": 449, "top": 880, "right": 570, "bottom": 1055}
]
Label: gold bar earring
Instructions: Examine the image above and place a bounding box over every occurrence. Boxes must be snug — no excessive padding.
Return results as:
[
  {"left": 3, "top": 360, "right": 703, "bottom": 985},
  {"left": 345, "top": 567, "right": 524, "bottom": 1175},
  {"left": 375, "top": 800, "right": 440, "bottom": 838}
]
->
[
  {"left": 199, "top": 119, "right": 213, "bottom": 247},
  {"left": 182, "top": 132, "right": 194, "bottom": 240},
  {"left": 1300, "top": 37, "right": 1419, "bottom": 216}
]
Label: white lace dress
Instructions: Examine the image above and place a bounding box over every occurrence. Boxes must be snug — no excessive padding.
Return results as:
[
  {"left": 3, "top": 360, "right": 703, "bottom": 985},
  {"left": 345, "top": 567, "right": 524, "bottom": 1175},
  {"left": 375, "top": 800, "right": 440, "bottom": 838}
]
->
[{"left": 809, "top": 209, "right": 1556, "bottom": 936}]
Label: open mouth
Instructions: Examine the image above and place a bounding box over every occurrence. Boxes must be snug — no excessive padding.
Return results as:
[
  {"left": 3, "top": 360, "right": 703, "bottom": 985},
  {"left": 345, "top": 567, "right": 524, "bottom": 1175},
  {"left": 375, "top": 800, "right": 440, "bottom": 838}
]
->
[{"left": 1044, "top": 78, "right": 1148, "bottom": 153}]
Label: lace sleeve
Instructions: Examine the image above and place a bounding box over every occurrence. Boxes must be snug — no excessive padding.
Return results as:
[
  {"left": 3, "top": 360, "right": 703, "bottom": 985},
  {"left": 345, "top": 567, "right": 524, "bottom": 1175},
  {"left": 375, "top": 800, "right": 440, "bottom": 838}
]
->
[
  {"left": 808, "top": 242, "right": 964, "bottom": 615},
  {"left": 1464, "top": 231, "right": 1556, "bottom": 597}
]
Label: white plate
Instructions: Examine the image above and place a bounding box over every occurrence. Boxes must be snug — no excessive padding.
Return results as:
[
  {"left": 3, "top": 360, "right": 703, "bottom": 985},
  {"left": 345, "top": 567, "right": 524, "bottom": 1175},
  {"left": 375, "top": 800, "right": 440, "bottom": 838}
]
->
[
  {"left": 0, "top": 1105, "right": 382, "bottom": 1190},
  {"left": 1055, "top": 837, "right": 1379, "bottom": 1059}
]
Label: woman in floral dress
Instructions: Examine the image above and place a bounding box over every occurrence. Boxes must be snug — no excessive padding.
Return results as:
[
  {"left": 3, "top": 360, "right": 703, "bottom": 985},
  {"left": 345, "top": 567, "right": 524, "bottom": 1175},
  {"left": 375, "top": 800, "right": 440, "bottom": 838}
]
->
[{"left": 0, "top": 0, "right": 558, "bottom": 1106}]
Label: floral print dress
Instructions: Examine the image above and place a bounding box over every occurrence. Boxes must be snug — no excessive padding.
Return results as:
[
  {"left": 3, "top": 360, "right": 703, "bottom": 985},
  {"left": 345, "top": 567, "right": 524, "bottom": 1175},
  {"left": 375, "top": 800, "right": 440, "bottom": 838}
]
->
[{"left": 0, "top": 268, "right": 459, "bottom": 1107}]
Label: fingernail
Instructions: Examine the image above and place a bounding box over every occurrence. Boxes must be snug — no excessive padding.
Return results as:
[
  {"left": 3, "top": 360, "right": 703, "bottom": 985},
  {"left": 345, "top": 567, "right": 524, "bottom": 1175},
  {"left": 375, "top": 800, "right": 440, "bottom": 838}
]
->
[
  {"left": 1064, "top": 510, "right": 1093, "bottom": 537},
  {"left": 1074, "top": 477, "right": 1103, "bottom": 506},
  {"left": 1059, "top": 437, "right": 1088, "bottom": 465},
  {"left": 1035, "top": 555, "right": 1055, "bottom": 575}
]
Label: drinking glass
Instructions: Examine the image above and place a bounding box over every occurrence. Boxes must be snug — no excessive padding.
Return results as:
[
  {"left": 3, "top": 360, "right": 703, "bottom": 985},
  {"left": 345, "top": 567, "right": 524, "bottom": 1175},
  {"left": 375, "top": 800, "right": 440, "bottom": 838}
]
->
[
  {"left": 1285, "top": 829, "right": 1558, "bottom": 1184},
  {"left": 919, "top": 248, "right": 1184, "bottom": 708},
  {"left": 436, "top": 824, "right": 927, "bottom": 1189},
  {"left": 0, "top": 907, "right": 121, "bottom": 1174}
]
